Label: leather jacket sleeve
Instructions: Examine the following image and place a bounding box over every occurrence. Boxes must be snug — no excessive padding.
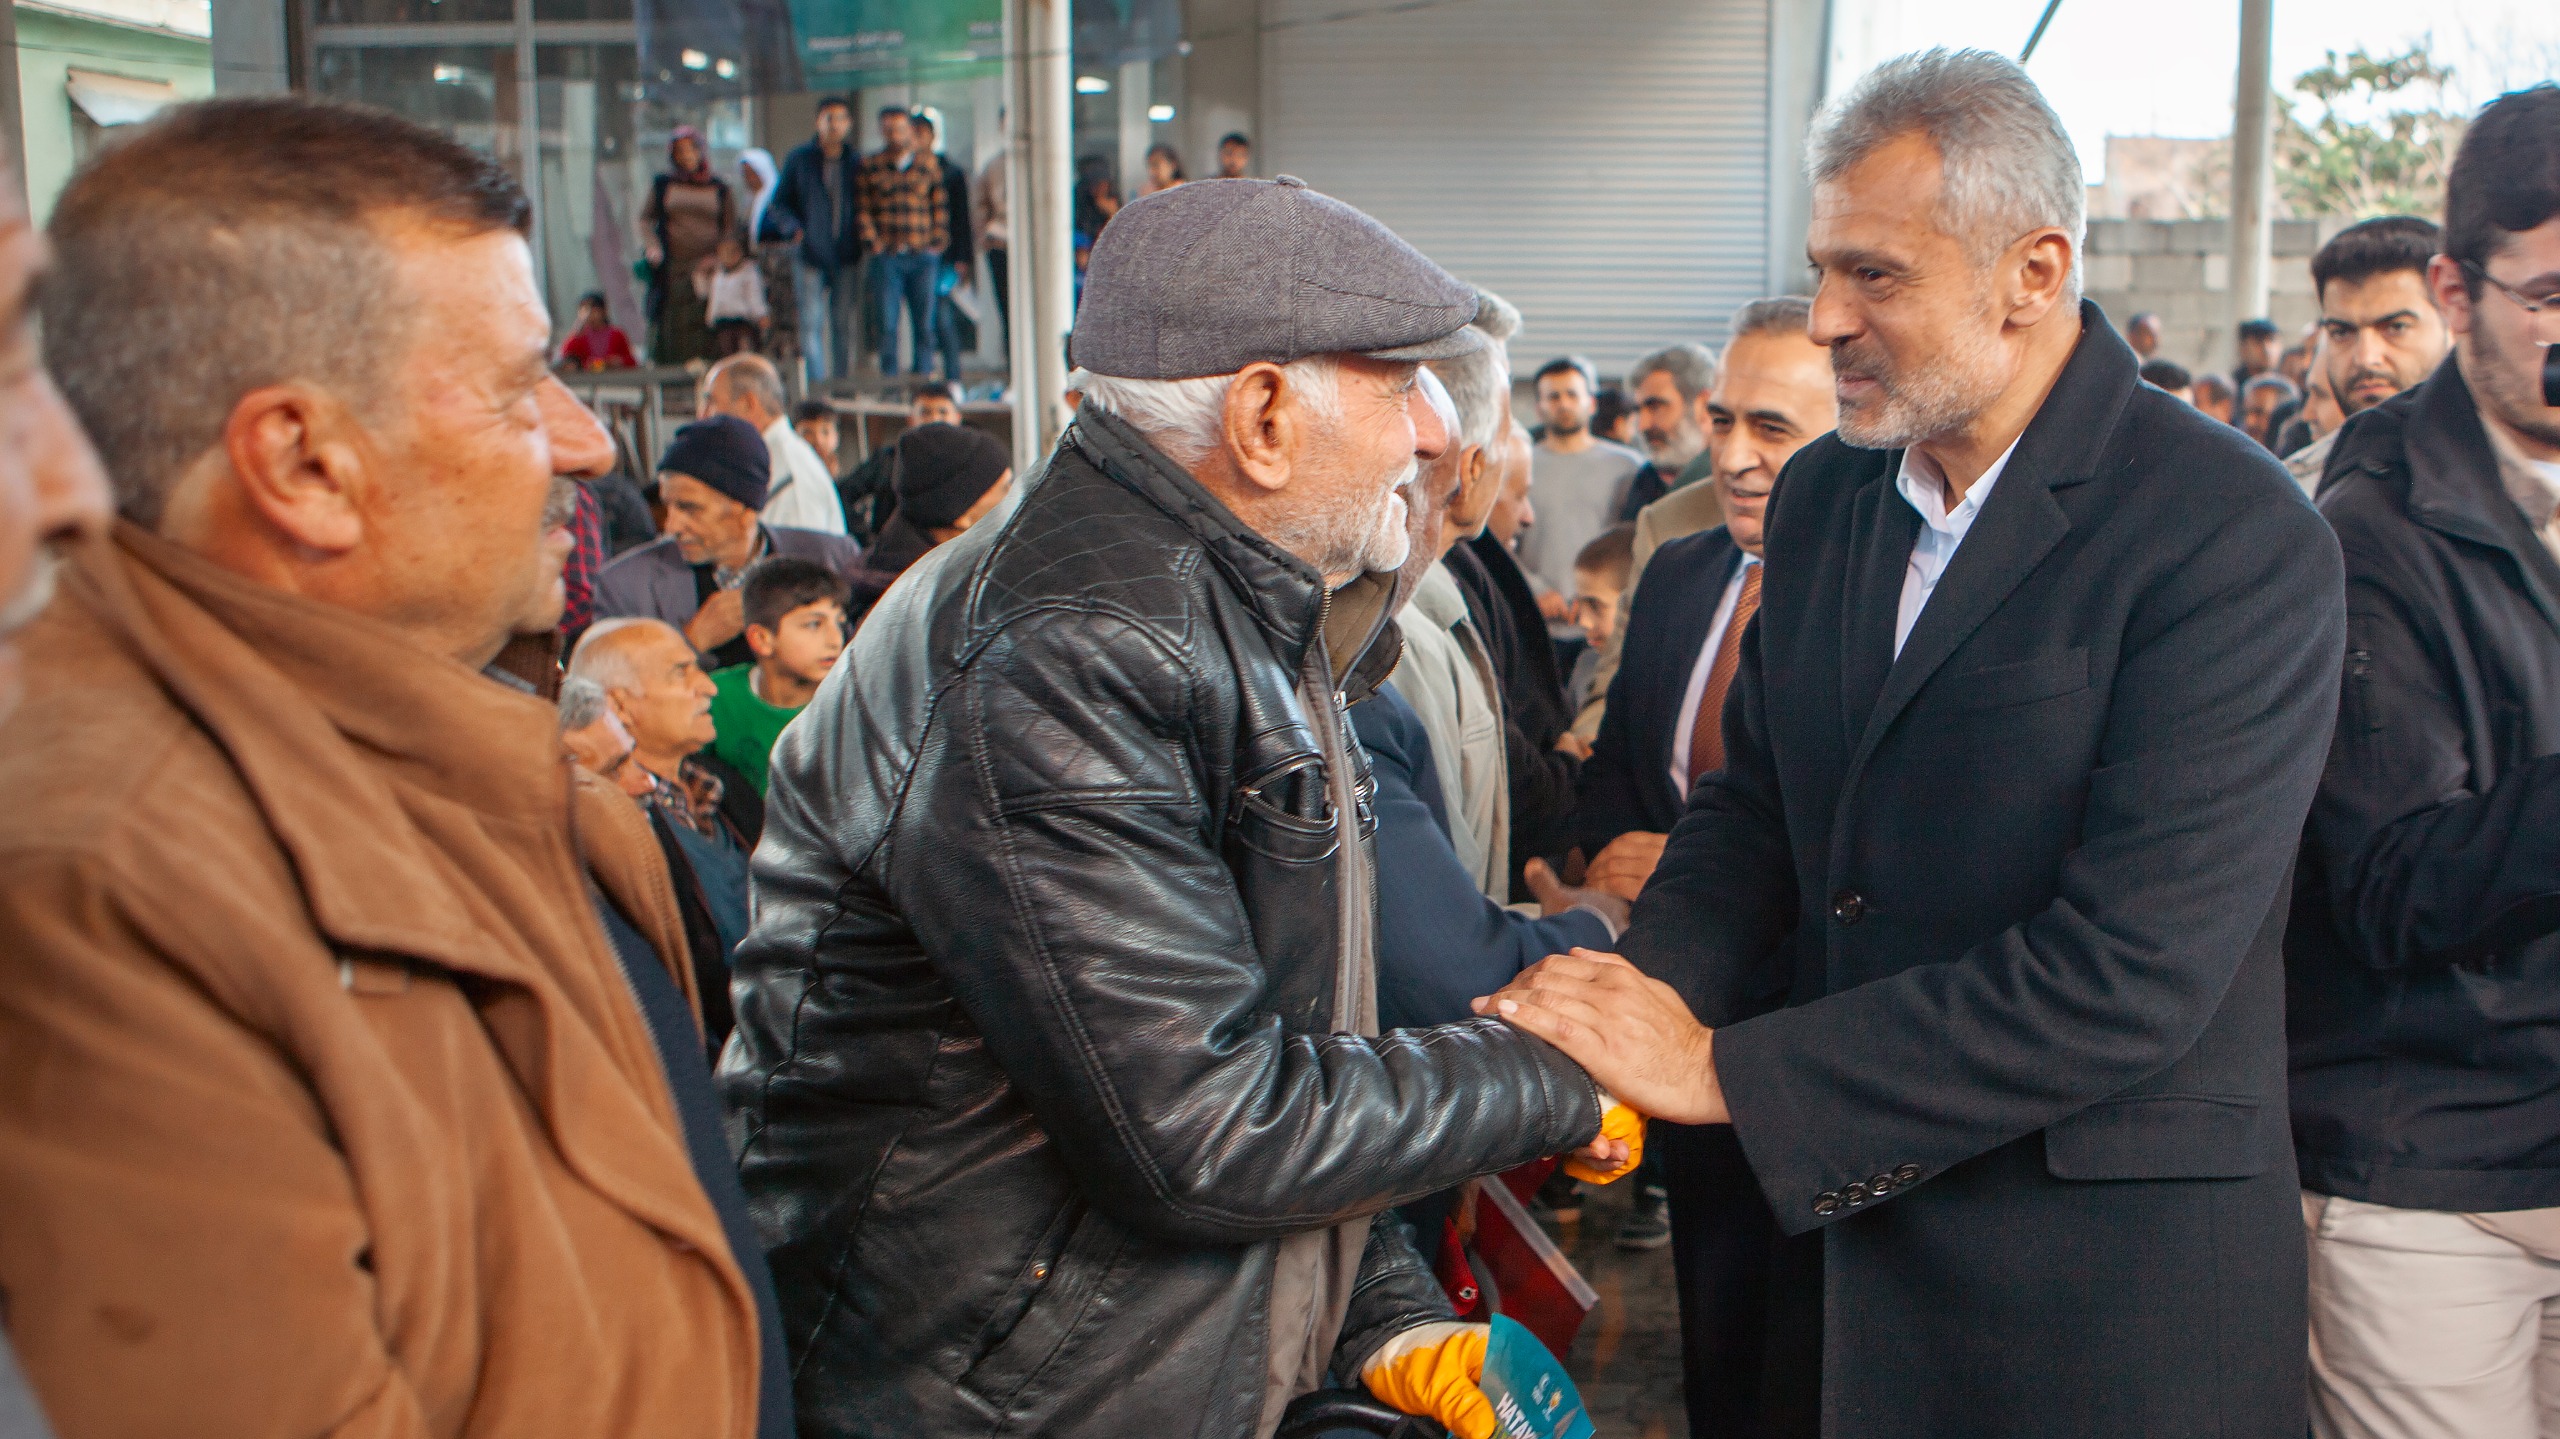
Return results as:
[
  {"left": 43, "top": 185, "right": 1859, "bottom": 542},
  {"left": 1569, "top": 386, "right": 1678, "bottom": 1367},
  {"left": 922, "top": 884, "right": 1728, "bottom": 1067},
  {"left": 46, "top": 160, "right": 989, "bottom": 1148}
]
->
[
  {"left": 1330, "top": 1210, "right": 1459, "bottom": 1384},
  {"left": 890, "top": 608, "right": 1604, "bottom": 1248}
]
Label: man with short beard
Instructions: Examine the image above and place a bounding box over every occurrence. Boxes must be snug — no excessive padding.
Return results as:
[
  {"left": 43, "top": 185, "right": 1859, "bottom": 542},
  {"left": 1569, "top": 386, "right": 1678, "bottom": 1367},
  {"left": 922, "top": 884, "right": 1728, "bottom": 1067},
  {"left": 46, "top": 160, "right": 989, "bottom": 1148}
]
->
[
  {"left": 2290, "top": 85, "right": 2560, "bottom": 1439},
  {"left": 2282, "top": 215, "right": 2452, "bottom": 495},
  {"left": 723, "top": 175, "right": 1637, "bottom": 1439},
  {"left": 1482, "top": 49, "right": 2344, "bottom": 1435}
]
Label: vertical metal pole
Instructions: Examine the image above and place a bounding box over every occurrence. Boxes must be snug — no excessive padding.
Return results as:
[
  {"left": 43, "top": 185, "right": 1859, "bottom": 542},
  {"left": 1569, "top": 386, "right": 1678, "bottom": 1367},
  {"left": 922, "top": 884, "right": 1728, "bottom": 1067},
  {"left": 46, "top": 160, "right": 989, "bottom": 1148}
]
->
[
  {"left": 1004, "top": 0, "right": 1072, "bottom": 470},
  {"left": 1117, "top": 57, "right": 1148, "bottom": 202},
  {"left": 2228, "top": 0, "right": 2275, "bottom": 364},
  {"left": 516, "top": 0, "right": 546, "bottom": 306}
]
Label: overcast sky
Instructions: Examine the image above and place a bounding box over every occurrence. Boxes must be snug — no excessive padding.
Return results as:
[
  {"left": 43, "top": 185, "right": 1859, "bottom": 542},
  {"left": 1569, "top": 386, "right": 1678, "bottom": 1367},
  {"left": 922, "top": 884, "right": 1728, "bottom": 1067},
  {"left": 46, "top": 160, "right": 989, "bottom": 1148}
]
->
[{"left": 1828, "top": 0, "right": 2560, "bottom": 183}]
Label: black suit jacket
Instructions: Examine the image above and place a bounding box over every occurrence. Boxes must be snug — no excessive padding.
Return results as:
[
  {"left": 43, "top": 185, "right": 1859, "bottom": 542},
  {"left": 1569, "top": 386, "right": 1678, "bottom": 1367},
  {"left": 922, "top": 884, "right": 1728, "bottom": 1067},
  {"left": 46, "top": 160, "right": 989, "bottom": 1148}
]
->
[
  {"left": 1625, "top": 306, "right": 2345, "bottom": 1437},
  {"left": 1576, "top": 526, "right": 1745, "bottom": 853}
]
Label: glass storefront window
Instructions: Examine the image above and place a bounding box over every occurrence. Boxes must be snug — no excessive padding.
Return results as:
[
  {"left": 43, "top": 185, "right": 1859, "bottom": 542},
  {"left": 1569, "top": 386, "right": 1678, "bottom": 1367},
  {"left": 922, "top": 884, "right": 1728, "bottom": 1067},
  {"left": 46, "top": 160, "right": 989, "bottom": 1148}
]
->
[
  {"left": 531, "top": 0, "right": 630, "bottom": 20},
  {"left": 313, "top": 0, "right": 512, "bottom": 28},
  {"left": 313, "top": 45, "right": 521, "bottom": 168}
]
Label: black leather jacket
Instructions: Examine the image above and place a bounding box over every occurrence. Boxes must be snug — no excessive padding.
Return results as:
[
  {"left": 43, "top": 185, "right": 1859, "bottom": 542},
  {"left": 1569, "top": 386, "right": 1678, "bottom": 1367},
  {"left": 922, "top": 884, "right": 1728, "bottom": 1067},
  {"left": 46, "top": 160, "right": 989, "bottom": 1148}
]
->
[{"left": 721, "top": 406, "right": 1603, "bottom": 1439}]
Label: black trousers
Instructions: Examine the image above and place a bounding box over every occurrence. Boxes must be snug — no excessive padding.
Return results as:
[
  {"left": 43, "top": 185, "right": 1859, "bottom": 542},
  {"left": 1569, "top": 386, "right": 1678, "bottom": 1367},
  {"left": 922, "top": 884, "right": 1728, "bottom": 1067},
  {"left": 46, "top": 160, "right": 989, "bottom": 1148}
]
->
[{"left": 1660, "top": 1122, "right": 1820, "bottom": 1439}]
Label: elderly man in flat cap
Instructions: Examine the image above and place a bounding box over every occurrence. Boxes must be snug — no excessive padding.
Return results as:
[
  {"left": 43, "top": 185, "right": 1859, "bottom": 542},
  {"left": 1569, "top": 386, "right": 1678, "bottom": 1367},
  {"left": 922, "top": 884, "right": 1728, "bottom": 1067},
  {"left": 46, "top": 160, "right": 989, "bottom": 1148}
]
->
[{"left": 724, "top": 176, "right": 1639, "bottom": 1439}]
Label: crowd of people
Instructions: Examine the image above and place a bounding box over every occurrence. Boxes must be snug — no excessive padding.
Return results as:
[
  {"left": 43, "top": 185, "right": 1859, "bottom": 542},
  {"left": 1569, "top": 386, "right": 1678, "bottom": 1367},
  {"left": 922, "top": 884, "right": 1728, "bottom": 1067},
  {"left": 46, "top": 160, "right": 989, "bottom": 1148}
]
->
[
  {"left": 0, "top": 42, "right": 2558, "bottom": 1439},
  {"left": 578, "top": 100, "right": 1022, "bottom": 382}
]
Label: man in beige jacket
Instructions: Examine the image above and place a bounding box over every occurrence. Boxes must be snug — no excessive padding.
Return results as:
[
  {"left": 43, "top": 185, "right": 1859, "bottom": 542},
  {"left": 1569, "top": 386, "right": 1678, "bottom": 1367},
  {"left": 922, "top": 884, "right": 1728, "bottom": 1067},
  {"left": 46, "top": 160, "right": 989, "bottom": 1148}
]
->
[{"left": 0, "top": 98, "right": 785, "bottom": 1438}]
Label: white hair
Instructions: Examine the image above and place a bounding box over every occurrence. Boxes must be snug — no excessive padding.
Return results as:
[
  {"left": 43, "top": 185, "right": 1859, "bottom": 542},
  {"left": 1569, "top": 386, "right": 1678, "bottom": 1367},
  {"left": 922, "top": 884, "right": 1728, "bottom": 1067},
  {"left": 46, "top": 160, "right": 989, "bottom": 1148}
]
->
[
  {"left": 1071, "top": 356, "right": 1343, "bottom": 467},
  {"left": 1807, "top": 48, "right": 2085, "bottom": 298},
  {"left": 557, "top": 675, "right": 612, "bottom": 732},
  {"left": 1430, "top": 286, "right": 1519, "bottom": 459},
  {"left": 1729, "top": 295, "right": 1814, "bottom": 342},
  {"left": 566, "top": 616, "right": 677, "bottom": 694},
  {"left": 1626, "top": 341, "right": 1718, "bottom": 404}
]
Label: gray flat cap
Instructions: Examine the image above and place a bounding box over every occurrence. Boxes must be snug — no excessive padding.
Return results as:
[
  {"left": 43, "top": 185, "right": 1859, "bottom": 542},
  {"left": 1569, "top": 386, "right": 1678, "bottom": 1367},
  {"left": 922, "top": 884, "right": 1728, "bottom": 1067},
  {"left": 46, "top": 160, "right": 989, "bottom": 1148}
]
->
[{"left": 1069, "top": 175, "right": 1487, "bottom": 380}]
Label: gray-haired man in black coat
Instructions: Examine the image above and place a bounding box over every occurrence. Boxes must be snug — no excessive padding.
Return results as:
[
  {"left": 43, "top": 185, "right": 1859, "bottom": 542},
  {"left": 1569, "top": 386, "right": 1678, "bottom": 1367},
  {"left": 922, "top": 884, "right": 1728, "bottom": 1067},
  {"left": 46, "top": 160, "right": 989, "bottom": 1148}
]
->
[{"left": 1484, "top": 48, "right": 2346, "bottom": 1438}]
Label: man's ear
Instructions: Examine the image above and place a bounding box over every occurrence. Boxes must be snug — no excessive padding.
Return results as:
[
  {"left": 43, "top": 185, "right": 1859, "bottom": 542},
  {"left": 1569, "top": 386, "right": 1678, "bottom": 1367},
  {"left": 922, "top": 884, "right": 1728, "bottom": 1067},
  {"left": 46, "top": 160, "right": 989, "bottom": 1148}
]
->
[
  {"left": 2006, "top": 228, "right": 2075, "bottom": 327},
  {"left": 2428, "top": 254, "right": 2477, "bottom": 338},
  {"left": 219, "top": 383, "right": 373, "bottom": 556},
  {"left": 1453, "top": 442, "right": 1494, "bottom": 510},
  {"left": 1220, "top": 361, "right": 1303, "bottom": 497}
]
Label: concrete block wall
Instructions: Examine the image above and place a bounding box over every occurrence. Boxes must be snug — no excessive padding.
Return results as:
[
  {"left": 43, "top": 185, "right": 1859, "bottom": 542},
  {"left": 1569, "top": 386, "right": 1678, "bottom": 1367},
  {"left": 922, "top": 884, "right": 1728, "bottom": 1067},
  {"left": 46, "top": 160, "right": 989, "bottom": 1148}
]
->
[{"left": 2083, "top": 216, "right": 2353, "bottom": 375}]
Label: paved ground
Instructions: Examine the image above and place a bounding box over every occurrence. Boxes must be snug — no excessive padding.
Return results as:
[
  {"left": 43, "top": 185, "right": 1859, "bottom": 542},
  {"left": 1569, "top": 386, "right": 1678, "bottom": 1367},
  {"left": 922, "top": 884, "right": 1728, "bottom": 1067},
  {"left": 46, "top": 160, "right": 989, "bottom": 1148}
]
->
[{"left": 1552, "top": 1179, "right": 1686, "bottom": 1439}]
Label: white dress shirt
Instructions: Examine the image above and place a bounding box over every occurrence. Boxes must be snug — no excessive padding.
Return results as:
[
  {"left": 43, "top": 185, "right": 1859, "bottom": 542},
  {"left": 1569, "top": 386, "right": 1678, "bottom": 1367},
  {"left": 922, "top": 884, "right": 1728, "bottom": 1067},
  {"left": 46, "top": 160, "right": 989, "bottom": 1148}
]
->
[
  {"left": 758, "top": 415, "right": 848, "bottom": 535},
  {"left": 1667, "top": 553, "right": 1759, "bottom": 796},
  {"left": 1893, "top": 437, "right": 2021, "bottom": 658}
]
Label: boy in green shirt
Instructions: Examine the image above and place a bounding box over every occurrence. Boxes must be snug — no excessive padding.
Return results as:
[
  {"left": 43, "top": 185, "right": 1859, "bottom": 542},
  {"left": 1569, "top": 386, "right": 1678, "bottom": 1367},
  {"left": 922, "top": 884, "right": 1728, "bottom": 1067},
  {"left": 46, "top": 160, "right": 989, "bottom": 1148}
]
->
[{"left": 708, "top": 556, "right": 849, "bottom": 794}]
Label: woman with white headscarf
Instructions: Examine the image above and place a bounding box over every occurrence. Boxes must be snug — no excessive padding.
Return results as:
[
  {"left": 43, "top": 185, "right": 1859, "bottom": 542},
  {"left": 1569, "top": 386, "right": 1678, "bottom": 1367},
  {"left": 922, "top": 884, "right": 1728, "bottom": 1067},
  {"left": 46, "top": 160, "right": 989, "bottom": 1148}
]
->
[{"left": 737, "top": 148, "right": 798, "bottom": 367}]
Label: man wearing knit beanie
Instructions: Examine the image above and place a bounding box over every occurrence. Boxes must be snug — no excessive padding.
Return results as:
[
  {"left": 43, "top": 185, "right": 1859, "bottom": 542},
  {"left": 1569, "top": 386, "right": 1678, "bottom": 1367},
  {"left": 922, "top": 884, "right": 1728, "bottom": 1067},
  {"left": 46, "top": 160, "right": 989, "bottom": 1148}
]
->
[
  {"left": 595, "top": 414, "right": 863, "bottom": 670},
  {"left": 860, "top": 422, "right": 1013, "bottom": 574}
]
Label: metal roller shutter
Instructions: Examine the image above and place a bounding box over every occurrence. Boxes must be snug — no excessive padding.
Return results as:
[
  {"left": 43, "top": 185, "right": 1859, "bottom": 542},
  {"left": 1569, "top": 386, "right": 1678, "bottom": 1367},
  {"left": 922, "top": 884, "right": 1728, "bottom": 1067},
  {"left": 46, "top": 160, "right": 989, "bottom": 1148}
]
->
[{"left": 1261, "top": 0, "right": 1773, "bottom": 372}]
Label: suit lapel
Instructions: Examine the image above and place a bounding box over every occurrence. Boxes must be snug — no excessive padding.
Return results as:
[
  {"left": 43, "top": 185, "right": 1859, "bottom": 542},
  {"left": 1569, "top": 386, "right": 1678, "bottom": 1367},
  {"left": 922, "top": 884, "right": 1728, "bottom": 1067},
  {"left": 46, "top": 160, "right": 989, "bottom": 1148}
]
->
[
  {"left": 1836, "top": 466, "right": 1912, "bottom": 752},
  {"left": 1843, "top": 302, "right": 2138, "bottom": 784},
  {"left": 1645, "top": 536, "right": 1742, "bottom": 784}
]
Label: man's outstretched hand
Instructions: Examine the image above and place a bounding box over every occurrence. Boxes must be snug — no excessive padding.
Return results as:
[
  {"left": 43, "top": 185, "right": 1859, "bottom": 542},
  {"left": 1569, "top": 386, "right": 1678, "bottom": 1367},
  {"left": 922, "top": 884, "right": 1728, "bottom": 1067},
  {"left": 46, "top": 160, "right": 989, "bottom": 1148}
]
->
[
  {"left": 1473, "top": 949, "right": 1729, "bottom": 1126},
  {"left": 1521, "top": 857, "right": 1631, "bottom": 934}
]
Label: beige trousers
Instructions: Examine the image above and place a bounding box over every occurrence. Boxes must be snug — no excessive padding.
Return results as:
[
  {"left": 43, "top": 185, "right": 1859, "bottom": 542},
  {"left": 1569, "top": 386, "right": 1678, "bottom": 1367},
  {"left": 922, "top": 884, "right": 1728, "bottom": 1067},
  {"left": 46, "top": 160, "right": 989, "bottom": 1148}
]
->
[{"left": 2307, "top": 1191, "right": 2560, "bottom": 1439}]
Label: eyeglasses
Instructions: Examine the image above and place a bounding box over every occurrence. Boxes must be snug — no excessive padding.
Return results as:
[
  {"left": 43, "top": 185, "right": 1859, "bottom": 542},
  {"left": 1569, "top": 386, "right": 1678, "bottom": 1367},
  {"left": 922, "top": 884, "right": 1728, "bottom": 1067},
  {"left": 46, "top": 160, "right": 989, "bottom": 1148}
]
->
[
  {"left": 2457, "top": 263, "right": 2560, "bottom": 318},
  {"left": 2463, "top": 260, "right": 2560, "bottom": 341}
]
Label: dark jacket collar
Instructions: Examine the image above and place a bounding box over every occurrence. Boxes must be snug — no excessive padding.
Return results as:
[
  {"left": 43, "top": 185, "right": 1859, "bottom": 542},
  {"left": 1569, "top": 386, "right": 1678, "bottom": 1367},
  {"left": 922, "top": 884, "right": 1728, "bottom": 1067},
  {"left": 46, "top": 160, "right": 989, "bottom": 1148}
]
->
[
  {"left": 1992, "top": 298, "right": 2142, "bottom": 494},
  {"left": 2333, "top": 354, "right": 2560, "bottom": 632},
  {"left": 1067, "top": 404, "right": 1402, "bottom": 698}
]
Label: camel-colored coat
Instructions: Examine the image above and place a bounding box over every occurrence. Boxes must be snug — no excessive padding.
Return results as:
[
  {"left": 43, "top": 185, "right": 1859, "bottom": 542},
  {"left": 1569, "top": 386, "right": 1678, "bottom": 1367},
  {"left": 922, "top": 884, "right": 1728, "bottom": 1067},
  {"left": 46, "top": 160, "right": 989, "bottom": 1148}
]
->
[{"left": 0, "top": 526, "right": 761, "bottom": 1438}]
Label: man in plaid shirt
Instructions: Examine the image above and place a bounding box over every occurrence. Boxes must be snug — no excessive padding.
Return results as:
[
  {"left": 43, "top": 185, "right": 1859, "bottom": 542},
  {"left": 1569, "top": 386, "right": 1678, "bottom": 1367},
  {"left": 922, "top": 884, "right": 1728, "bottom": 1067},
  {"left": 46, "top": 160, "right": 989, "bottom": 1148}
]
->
[{"left": 858, "top": 106, "right": 949, "bottom": 379}]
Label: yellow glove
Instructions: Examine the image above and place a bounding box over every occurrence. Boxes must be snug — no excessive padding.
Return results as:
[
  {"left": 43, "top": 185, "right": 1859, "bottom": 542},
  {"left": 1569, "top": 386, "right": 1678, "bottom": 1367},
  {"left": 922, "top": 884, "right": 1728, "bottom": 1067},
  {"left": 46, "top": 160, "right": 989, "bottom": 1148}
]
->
[
  {"left": 1361, "top": 1321, "right": 1495, "bottom": 1439},
  {"left": 1562, "top": 1099, "right": 1645, "bottom": 1184}
]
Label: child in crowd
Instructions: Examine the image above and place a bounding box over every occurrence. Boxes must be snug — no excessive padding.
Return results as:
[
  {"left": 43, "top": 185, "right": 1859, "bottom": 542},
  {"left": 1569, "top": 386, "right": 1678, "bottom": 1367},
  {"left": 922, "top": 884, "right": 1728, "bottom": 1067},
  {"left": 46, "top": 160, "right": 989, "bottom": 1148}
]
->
[
  {"left": 708, "top": 557, "right": 848, "bottom": 795},
  {"left": 1565, "top": 523, "right": 1634, "bottom": 715},
  {"left": 791, "top": 399, "right": 842, "bottom": 478},
  {"left": 698, "top": 232, "right": 769, "bottom": 358},
  {"left": 557, "top": 290, "right": 636, "bottom": 369}
]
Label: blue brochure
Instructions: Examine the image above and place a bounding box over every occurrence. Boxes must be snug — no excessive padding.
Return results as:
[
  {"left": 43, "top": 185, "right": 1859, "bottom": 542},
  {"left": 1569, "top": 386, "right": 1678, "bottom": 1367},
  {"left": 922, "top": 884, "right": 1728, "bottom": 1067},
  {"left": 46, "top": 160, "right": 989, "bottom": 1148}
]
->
[{"left": 1480, "top": 1314, "right": 1596, "bottom": 1439}]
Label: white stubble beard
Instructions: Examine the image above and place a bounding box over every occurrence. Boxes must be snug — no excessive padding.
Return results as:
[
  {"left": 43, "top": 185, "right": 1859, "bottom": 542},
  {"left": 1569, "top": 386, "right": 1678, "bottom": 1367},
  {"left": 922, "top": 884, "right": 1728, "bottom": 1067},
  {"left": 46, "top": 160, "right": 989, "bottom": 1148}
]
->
[
  {"left": 1832, "top": 294, "right": 2009, "bottom": 451},
  {"left": 0, "top": 547, "right": 59, "bottom": 641}
]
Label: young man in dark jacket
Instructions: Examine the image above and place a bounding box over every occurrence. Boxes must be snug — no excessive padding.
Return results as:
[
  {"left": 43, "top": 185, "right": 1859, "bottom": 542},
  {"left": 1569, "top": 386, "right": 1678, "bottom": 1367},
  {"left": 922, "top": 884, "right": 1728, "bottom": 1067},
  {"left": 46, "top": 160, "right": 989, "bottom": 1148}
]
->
[
  {"left": 723, "top": 175, "right": 1636, "bottom": 1439},
  {"left": 2291, "top": 84, "right": 2560, "bottom": 1439},
  {"left": 761, "top": 96, "right": 865, "bottom": 382}
]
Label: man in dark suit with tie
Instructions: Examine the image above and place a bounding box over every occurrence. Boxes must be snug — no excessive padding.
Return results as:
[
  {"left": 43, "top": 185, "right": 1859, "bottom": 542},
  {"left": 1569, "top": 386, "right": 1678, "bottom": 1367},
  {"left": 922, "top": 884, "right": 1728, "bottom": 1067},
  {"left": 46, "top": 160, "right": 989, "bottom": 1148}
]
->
[
  {"left": 1566, "top": 292, "right": 1834, "bottom": 1438},
  {"left": 1576, "top": 295, "right": 1836, "bottom": 893},
  {"left": 1485, "top": 48, "right": 2345, "bottom": 1437}
]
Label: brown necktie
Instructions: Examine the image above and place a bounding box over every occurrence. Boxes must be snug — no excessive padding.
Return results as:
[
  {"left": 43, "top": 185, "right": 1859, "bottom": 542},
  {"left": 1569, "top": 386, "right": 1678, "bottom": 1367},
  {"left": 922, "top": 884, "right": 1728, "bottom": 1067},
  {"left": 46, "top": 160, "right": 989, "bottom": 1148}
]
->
[{"left": 1686, "top": 563, "right": 1762, "bottom": 790}]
